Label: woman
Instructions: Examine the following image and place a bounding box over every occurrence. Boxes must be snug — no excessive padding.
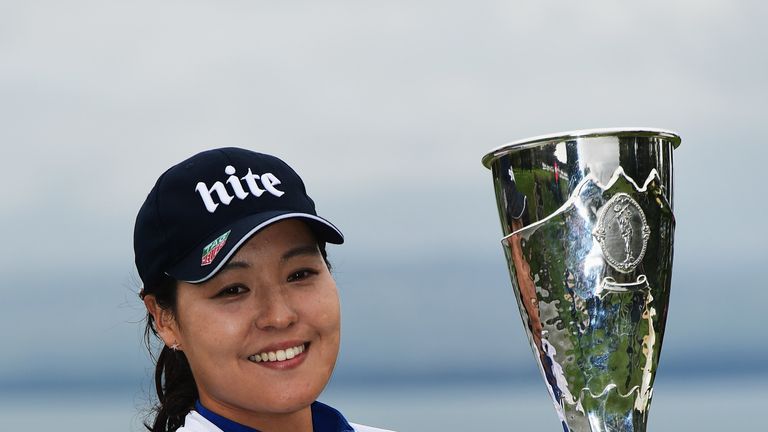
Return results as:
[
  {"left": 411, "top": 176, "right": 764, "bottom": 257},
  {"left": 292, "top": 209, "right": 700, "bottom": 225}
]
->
[{"left": 134, "top": 148, "right": 393, "bottom": 432}]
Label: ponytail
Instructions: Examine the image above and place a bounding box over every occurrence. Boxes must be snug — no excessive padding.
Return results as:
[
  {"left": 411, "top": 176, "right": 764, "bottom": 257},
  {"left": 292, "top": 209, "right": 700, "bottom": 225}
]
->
[
  {"left": 146, "top": 347, "right": 198, "bottom": 431},
  {"left": 143, "top": 278, "right": 198, "bottom": 432}
]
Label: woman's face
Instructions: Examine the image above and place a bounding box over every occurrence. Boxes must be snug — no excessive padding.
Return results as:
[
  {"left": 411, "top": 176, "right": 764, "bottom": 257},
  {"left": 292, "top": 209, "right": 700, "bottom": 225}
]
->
[{"left": 152, "top": 219, "right": 340, "bottom": 423}]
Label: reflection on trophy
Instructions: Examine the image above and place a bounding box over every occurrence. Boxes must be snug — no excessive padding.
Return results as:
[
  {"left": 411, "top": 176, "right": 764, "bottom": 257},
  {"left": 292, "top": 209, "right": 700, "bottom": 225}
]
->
[{"left": 482, "top": 129, "right": 680, "bottom": 431}]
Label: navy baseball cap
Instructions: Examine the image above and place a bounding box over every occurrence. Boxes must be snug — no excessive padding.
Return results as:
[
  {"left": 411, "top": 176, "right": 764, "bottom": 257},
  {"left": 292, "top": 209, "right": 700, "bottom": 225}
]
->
[{"left": 134, "top": 147, "right": 343, "bottom": 293}]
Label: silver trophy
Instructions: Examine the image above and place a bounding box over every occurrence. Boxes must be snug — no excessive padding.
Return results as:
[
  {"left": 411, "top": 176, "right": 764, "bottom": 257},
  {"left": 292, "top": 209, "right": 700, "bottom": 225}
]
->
[{"left": 482, "top": 128, "right": 680, "bottom": 431}]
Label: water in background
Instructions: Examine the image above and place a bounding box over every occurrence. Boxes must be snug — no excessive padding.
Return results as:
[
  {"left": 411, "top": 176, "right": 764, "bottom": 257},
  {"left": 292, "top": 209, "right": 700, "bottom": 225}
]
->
[{"left": 1, "top": 375, "right": 762, "bottom": 431}]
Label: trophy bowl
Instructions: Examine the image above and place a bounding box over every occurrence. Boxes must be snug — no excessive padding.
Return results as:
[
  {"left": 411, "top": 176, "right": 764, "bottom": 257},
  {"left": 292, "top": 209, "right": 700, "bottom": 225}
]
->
[{"left": 482, "top": 128, "right": 680, "bottom": 431}]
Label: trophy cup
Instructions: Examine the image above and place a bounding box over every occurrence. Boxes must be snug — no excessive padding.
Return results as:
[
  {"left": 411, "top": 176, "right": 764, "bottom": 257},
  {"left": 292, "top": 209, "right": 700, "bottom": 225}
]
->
[{"left": 482, "top": 128, "right": 680, "bottom": 431}]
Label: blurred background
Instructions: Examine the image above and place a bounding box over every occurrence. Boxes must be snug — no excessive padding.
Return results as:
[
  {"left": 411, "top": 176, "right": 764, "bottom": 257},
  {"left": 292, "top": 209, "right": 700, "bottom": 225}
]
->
[{"left": 1, "top": 1, "right": 765, "bottom": 430}]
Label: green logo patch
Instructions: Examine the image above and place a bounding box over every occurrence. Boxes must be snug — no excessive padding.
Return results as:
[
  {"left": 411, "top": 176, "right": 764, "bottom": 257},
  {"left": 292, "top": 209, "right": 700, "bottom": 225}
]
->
[{"left": 201, "top": 230, "right": 231, "bottom": 266}]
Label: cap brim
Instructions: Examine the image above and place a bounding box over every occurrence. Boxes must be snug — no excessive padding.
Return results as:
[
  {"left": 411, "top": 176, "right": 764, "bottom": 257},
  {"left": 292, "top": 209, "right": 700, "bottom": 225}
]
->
[{"left": 167, "top": 211, "right": 343, "bottom": 284}]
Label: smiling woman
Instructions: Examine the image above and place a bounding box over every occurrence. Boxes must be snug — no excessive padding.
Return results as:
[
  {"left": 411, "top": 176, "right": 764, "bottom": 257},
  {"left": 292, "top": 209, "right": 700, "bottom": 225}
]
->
[{"left": 134, "top": 148, "right": 394, "bottom": 432}]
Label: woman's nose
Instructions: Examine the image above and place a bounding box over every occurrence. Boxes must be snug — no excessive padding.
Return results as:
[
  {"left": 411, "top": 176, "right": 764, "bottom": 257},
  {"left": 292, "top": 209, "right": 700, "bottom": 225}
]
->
[{"left": 255, "top": 288, "right": 298, "bottom": 330}]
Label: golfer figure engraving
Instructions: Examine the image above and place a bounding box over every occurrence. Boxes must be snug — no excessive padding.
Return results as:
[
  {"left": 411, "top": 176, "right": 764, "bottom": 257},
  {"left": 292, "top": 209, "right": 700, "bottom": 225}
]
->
[
  {"left": 593, "top": 193, "right": 651, "bottom": 274},
  {"left": 482, "top": 128, "right": 680, "bottom": 431}
]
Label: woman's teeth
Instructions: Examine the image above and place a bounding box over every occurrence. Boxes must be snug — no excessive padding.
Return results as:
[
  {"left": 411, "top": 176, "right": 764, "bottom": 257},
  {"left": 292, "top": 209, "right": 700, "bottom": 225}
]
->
[{"left": 249, "top": 344, "right": 305, "bottom": 363}]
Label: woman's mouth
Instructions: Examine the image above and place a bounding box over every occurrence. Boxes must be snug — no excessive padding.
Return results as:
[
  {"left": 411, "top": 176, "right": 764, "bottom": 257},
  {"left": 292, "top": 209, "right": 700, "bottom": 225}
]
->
[{"left": 248, "top": 343, "right": 307, "bottom": 364}]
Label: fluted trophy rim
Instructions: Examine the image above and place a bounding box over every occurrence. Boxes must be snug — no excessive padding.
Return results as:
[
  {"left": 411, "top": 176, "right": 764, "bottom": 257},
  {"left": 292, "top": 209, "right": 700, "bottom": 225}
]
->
[{"left": 481, "top": 127, "right": 681, "bottom": 168}]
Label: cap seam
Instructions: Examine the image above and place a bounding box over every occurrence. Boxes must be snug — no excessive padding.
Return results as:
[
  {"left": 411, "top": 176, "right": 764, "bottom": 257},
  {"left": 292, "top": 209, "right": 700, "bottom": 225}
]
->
[{"left": 215, "top": 148, "right": 236, "bottom": 166}]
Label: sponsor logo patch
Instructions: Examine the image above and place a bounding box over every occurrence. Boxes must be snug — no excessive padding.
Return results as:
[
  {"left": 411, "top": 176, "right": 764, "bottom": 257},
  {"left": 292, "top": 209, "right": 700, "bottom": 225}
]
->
[{"left": 201, "top": 230, "right": 231, "bottom": 266}]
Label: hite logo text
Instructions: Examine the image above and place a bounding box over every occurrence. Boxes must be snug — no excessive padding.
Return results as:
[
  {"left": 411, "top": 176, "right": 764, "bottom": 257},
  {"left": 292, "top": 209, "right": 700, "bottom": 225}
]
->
[{"left": 195, "top": 165, "right": 285, "bottom": 213}]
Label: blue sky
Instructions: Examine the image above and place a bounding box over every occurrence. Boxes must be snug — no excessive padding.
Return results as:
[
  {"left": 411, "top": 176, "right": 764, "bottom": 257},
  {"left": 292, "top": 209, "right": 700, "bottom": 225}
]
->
[{"left": 1, "top": 0, "right": 766, "bottom": 389}]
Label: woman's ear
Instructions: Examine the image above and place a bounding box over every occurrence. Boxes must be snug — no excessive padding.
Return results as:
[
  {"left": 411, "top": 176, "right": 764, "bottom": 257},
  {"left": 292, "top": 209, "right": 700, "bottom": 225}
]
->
[{"left": 144, "top": 294, "right": 181, "bottom": 349}]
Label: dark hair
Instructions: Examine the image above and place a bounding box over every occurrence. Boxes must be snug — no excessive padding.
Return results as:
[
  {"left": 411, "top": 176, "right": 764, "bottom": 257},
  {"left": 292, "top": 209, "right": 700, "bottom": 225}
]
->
[
  {"left": 143, "top": 242, "right": 330, "bottom": 432},
  {"left": 143, "top": 275, "right": 197, "bottom": 432}
]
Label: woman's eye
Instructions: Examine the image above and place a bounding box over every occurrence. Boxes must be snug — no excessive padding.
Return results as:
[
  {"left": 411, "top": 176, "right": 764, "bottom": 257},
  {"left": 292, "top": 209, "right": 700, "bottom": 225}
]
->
[
  {"left": 215, "top": 285, "right": 247, "bottom": 297},
  {"left": 287, "top": 269, "right": 317, "bottom": 282}
]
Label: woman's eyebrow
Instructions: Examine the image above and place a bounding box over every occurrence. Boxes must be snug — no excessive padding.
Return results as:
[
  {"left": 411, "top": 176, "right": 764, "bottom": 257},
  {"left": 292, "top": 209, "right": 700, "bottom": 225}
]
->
[
  {"left": 281, "top": 244, "right": 320, "bottom": 261},
  {"left": 217, "top": 245, "right": 318, "bottom": 273},
  {"left": 220, "top": 260, "right": 250, "bottom": 272}
]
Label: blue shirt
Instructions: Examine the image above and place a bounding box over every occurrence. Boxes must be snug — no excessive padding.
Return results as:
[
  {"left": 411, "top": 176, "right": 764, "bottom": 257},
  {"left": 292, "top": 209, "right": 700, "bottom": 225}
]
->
[{"left": 194, "top": 400, "right": 355, "bottom": 432}]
